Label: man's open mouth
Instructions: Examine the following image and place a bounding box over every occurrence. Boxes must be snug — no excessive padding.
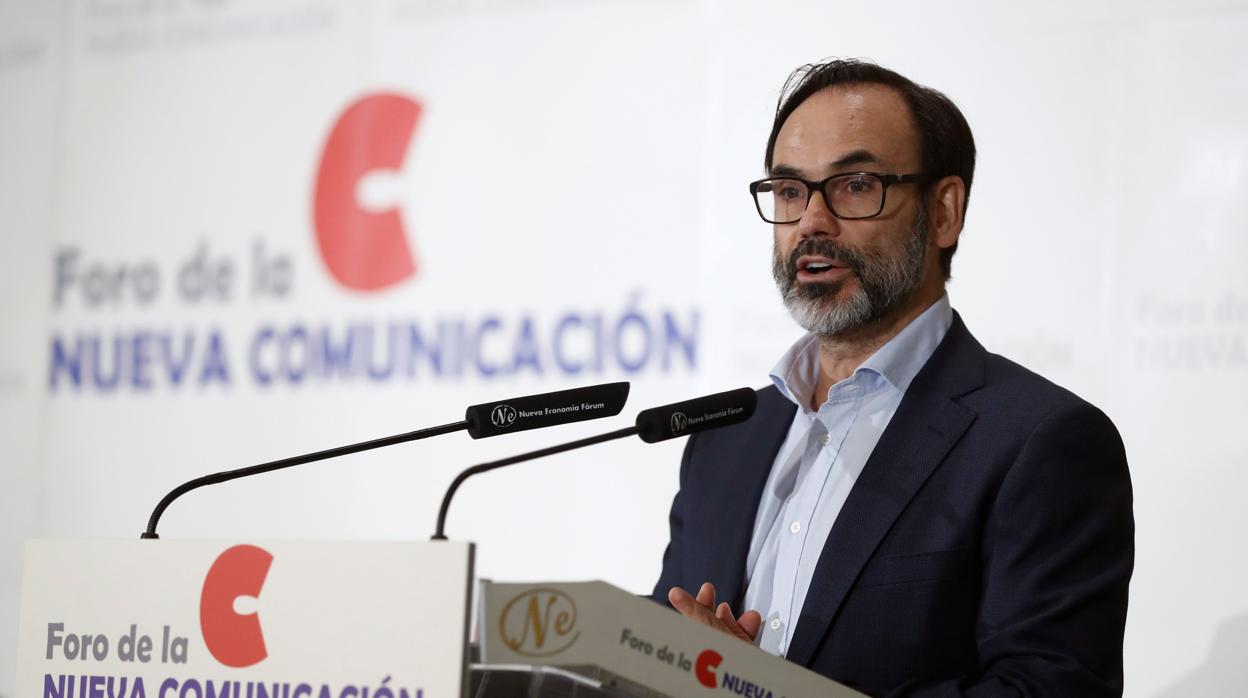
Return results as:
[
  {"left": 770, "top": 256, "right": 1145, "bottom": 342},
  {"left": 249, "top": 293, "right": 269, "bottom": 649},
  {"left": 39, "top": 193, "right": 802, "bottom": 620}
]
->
[{"left": 796, "top": 255, "right": 851, "bottom": 282}]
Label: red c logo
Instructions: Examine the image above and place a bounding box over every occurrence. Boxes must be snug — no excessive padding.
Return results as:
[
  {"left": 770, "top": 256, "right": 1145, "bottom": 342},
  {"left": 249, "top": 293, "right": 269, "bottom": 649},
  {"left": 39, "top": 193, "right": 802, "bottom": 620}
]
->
[
  {"left": 694, "top": 649, "right": 722, "bottom": 688},
  {"left": 313, "top": 93, "right": 422, "bottom": 291},
  {"left": 200, "top": 544, "right": 273, "bottom": 668}
]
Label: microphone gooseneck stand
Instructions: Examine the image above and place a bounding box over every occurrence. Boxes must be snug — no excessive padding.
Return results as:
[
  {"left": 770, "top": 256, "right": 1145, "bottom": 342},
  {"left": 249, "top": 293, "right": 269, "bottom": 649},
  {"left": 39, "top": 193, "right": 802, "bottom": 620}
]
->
[
  {"left": 141, "top": 420, "right": 469, "bottom": 539},
  {"left": 139, "top": 380, "right": 633, "bottom": 539},
  {"left": 430, "top": 426, "right": 639, "bottom": 541},
  {"left": 431, "top": 387, "right": 758, "bottom": 541}
]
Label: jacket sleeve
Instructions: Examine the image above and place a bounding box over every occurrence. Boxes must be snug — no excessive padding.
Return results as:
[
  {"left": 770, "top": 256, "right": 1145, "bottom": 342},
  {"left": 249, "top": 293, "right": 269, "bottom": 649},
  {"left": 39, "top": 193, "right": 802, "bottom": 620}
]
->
[
  {"left": 650, "top": 431, "right": 700, "bottom": 605},
  {"left": 897, "top": 401, "right": 1135, "bottom": 698}
]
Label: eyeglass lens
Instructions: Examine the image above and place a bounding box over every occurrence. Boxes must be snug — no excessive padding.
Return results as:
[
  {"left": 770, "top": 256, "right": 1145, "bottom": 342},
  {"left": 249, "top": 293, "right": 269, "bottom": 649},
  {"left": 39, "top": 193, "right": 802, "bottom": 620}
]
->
[{"left": 755, "top": 174, "right": 885, "bottom": 223}]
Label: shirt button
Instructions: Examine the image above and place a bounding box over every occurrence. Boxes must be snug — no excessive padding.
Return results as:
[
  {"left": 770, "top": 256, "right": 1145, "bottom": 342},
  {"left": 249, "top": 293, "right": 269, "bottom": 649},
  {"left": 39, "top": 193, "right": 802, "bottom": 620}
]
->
[
  {"left": 819, "top": 433, "right": 832, "bottom": 446},
  {"left": 789, "top": 521, "right": 801, "bottom": 534},
  {"left": 770, "top": 618, "right": 782, "bottom": 631}
]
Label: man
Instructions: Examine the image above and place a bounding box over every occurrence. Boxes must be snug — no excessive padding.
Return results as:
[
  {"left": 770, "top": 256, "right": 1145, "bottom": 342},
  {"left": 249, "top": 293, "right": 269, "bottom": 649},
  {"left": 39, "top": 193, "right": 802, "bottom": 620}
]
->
[{"left": 652, "top": 60, "right": 1134, "bottom": 697}]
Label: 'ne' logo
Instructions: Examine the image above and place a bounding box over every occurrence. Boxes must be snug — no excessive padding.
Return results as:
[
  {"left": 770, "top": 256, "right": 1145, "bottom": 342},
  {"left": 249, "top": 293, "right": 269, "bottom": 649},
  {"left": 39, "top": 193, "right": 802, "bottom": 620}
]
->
[
  {"left": 491, "top": 405, "right": 518, "bottom": 428},
  {"left": 498, "top": 589, "right": 580, "bottom": 657},
  {"left": 670, "top": 412, "right": 689, "bottom": 435}
]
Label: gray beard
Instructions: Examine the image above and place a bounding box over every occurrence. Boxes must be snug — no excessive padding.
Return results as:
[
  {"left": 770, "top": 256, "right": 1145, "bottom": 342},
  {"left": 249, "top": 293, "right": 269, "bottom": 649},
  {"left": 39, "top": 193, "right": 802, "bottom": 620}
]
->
[{"left": 772, "top": 205, "right": 930, "bottom": 339}]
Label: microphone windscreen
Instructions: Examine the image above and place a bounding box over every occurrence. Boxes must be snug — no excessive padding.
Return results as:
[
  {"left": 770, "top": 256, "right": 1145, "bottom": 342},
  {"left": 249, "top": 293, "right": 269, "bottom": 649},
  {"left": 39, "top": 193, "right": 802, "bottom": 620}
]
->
[
  {"left": 634, "top": 387, "right": 757, "bottom": 443},
  {"left": 465, "top": 382, "right": 630, "bottom": 439}
]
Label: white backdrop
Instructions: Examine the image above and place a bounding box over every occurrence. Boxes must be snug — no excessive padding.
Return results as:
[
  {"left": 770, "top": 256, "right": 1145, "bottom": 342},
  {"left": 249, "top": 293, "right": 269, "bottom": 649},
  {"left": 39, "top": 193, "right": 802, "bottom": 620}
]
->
[{"left": 2, "top": 1, "right": 1247, "bottom": 696}]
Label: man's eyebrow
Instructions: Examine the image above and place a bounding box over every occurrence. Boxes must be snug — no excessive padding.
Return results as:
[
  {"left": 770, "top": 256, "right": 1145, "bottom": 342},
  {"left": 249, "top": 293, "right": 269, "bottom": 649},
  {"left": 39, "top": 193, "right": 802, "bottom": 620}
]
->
[
  {"left": 829, "top": 149, "right": 881, "bottom": 170},
  {"left": 769, "top": 150, "right": 883, "bottom": 178},
  {"left": 769, "top": 164, "right": 805, "bottom": 177}
]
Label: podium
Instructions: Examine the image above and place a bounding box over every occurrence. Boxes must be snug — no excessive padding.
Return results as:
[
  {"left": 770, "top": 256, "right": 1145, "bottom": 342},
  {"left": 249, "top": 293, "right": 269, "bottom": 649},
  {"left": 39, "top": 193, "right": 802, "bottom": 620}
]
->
[
  {"left": 18, "top": 541, "right": 862, "bottom": 698},
  {"left": 17, "top": 539, "right": 476, "bottom": 698},
  {"left": 471, "top": 581, "right": 865, "bottom": 698}
]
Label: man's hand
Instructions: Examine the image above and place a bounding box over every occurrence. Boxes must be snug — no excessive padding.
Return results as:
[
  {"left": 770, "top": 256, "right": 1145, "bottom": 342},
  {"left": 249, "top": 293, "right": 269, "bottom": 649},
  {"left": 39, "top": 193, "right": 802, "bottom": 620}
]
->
[{"left": 668, "top": 582, "right": 762, "bottom": 643}]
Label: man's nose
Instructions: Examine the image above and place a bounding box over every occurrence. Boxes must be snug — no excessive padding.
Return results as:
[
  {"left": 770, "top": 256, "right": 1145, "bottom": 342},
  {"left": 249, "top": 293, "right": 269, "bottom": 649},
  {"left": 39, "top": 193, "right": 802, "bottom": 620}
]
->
[{"left": 795, "top": 190, "right": 840, "bottom": 239}]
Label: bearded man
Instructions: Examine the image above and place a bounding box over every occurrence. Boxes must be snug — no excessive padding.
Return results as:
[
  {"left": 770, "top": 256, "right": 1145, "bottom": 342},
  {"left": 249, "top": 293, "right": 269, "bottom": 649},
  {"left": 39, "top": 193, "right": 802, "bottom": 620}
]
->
[{"left": 651, "top": 60, "right": 1134, "bottom": 697}]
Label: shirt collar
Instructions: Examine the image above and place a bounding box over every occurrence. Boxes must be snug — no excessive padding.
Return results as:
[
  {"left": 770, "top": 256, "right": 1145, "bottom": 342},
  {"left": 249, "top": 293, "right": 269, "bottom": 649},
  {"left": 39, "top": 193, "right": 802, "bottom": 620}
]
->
[{"left": 769, "top": 294, "right": 953, "bottom": 411}]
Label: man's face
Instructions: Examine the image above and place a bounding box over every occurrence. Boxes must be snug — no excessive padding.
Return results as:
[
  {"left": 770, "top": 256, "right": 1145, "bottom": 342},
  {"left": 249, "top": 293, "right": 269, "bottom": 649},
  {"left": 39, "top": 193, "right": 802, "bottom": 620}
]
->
[{"left": 769, "top": 84, "right": 933, "bottom": 339}]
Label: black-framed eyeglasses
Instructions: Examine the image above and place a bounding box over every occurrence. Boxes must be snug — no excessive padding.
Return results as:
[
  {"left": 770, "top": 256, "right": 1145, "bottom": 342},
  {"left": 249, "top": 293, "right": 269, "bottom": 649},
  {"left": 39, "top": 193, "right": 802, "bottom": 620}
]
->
[{"left": 748, "top": 172, "right": 933, "bottom": 223}]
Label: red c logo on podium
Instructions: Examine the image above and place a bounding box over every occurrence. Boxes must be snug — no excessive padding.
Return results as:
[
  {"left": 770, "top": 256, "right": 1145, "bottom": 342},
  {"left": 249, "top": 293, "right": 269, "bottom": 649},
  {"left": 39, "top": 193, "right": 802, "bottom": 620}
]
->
[
  {"left": 694, "top": 649, "right": 722, "bottom": 688},
  {"left": 313, "top": 93, "right": 422, "bottom": 291},
  {"left": 200, "top": 544, "right": 273, "bottom": 668}
]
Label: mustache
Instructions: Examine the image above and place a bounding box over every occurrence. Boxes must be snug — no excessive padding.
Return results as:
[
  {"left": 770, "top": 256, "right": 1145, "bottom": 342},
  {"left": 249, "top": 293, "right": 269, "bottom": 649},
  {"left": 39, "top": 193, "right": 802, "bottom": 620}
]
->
[{"left": 782, "top": 238, "right": 867, "bottom": 279}]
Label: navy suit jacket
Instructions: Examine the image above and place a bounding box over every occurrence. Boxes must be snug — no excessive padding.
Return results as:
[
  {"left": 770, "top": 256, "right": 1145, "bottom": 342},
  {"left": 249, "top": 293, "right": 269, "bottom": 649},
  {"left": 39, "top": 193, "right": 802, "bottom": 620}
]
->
[{"left": 652, "top": 314, "right": 1133, "bottom": 697}]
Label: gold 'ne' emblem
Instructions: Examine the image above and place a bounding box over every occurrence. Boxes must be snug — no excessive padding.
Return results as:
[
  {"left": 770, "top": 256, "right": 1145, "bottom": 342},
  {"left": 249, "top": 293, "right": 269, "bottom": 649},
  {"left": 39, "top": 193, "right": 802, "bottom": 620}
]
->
[{"left": 498, "top": 588, "right": 580, "bottom": 657}]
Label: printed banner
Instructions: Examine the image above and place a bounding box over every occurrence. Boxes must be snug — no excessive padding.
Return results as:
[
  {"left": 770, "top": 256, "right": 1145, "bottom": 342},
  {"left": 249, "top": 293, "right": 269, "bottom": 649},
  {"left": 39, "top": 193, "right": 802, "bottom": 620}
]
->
[{"left": 18, "top": 540, "right": 474, "bottom": 698}]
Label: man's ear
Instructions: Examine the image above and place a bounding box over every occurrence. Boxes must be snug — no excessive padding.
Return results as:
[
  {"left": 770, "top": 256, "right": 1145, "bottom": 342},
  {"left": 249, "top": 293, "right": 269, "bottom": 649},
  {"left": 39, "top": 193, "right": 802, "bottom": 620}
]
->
[{"left": 929, "top": 175, "right": 966, "bottom": 251}]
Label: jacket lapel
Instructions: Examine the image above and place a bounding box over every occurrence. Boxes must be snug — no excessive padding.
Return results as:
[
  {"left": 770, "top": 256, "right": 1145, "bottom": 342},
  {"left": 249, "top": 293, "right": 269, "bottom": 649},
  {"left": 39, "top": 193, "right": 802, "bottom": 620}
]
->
[
  {"left": 784, "top": 314, "right": 986, "bottom": 667},
  {"left": 701, "top": 385, "right": 796, "bottom": 607}
]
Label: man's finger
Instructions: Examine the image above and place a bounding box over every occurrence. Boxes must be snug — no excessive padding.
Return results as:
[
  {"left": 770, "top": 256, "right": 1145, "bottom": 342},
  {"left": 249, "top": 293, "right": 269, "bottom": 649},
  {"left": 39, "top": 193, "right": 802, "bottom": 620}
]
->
[
  {"left": 714, "top": 602, "right": 754, "bottom": 643},
  {"left": 668, "top": 586, "right": 715, "bottom": 623},
  {"left": 737, "top": 609, "right": 762, "bottom": 642},
  {"left": 695, "top": 582, "right": 716, "bottom": 610},
  {"left": 670, "top": 585, "right": 758, "bottom": 645}
]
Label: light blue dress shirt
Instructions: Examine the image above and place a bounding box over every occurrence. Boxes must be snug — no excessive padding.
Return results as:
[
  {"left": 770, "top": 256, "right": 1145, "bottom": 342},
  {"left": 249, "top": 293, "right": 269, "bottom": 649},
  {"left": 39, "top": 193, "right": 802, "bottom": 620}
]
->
[{"left": 743, "top": 294, "right": 953, "bottom": 656}]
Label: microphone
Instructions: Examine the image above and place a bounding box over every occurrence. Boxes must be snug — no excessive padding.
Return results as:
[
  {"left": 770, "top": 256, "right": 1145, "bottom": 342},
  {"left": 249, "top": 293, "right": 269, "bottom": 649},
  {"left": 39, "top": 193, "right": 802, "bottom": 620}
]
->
[
  {"left": 140, "top": 381, "right": 630, "bottom": 539},
  {"left": 465, "top": 382, "right": 630, "bottom": 438},
  {"left": 431, "top": 387, "right": 757, "bottom": 540},
  {"left": 634, "top": 387, "right": 757, "bottom": 443}
]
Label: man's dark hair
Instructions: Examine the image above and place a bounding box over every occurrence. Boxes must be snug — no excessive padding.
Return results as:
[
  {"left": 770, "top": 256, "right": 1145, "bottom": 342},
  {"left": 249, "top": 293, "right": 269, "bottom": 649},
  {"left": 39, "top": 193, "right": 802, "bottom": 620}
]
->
[{"left": 765, "top": 59, "right": 976, "bottom": 280}]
